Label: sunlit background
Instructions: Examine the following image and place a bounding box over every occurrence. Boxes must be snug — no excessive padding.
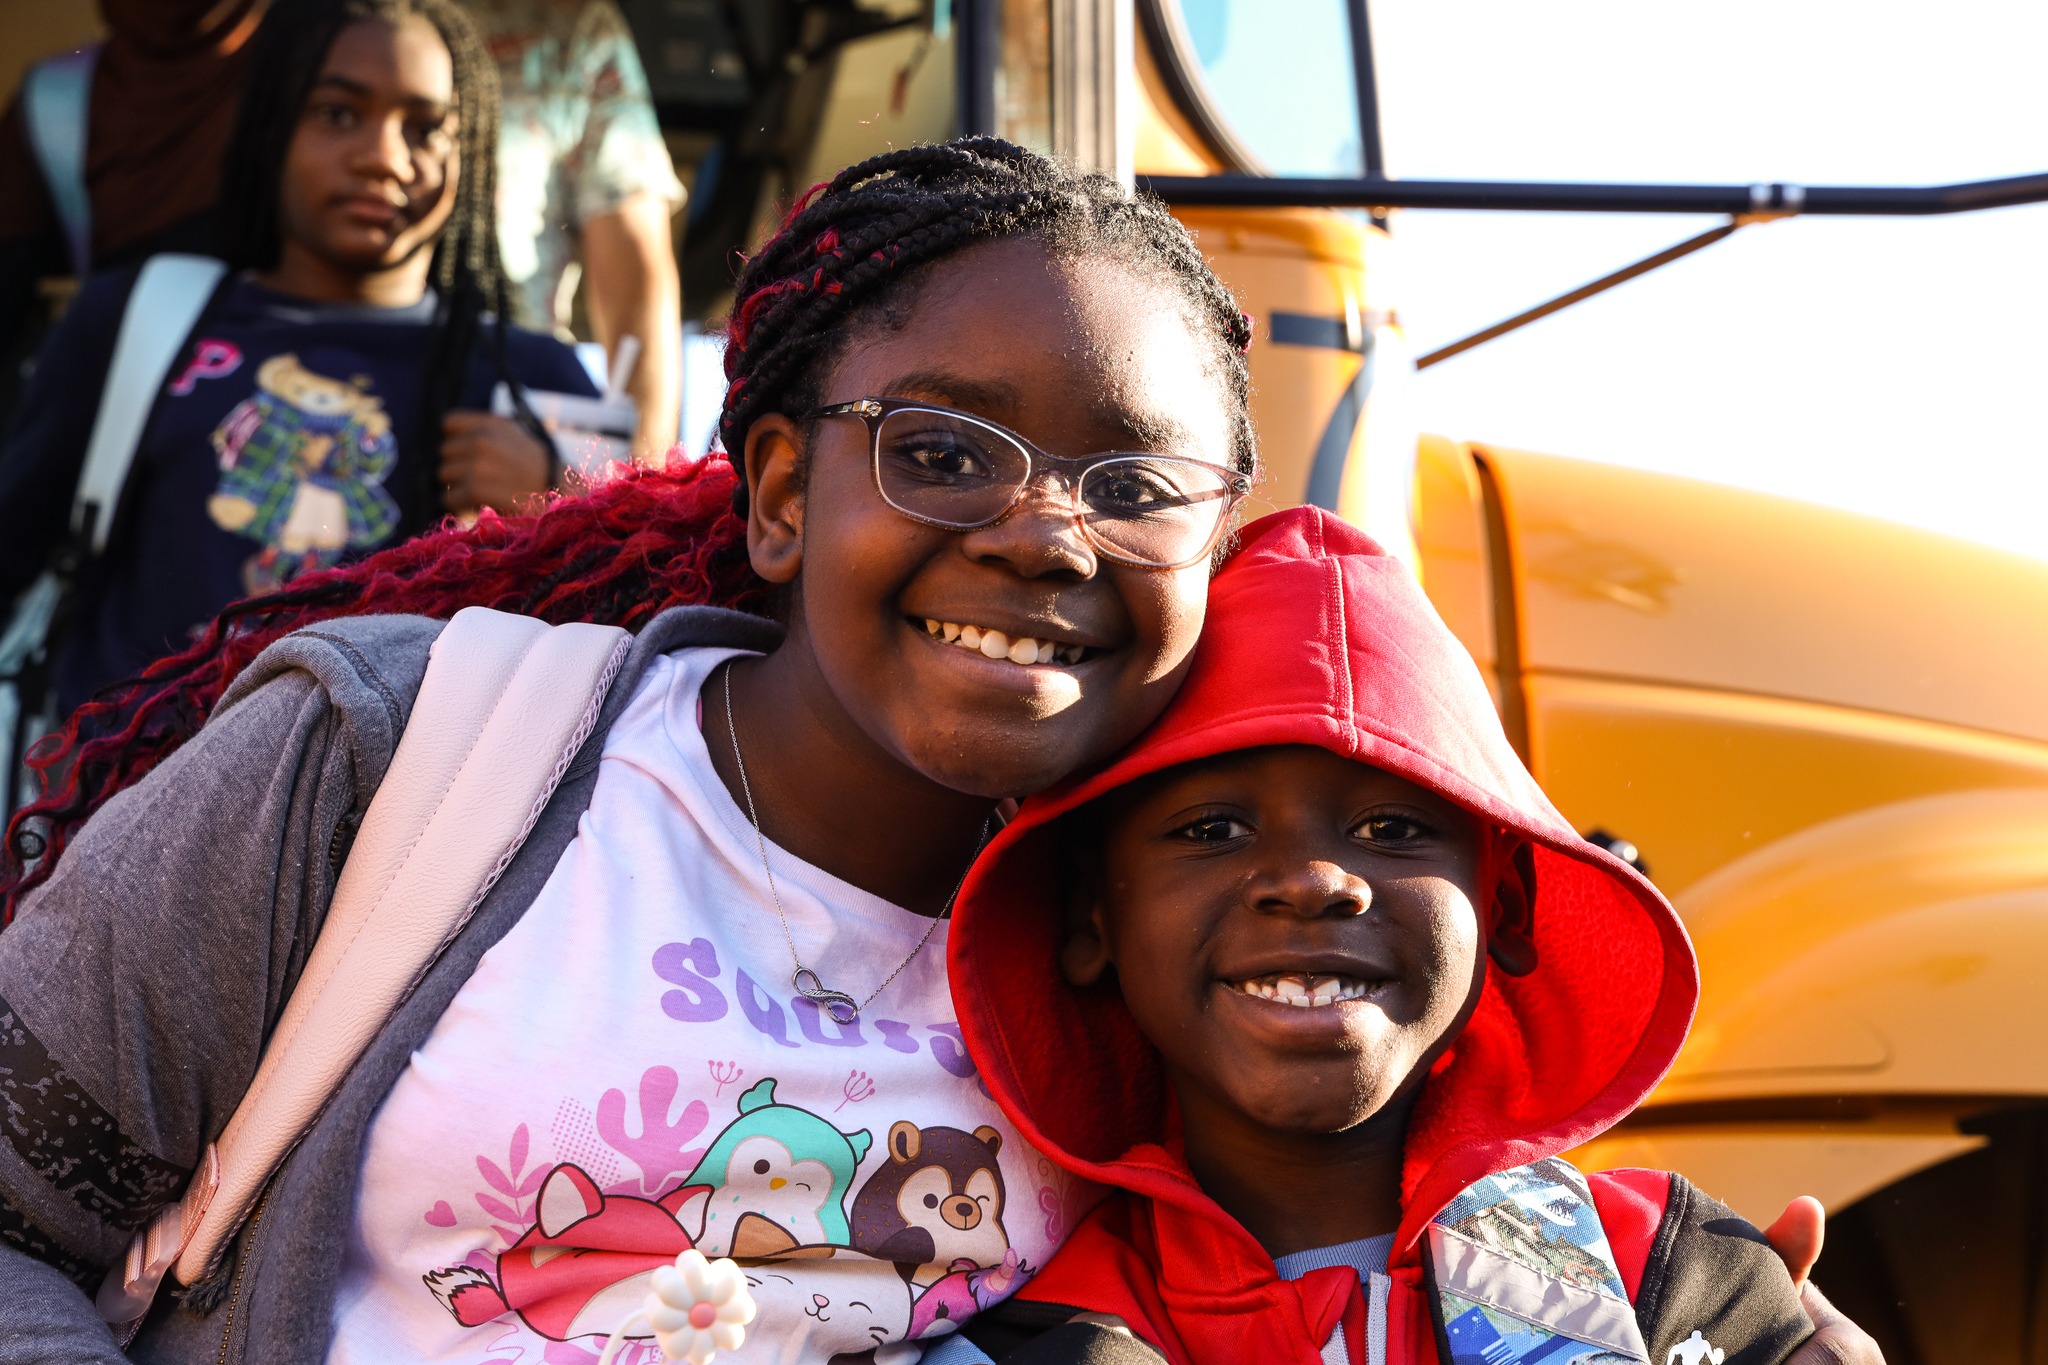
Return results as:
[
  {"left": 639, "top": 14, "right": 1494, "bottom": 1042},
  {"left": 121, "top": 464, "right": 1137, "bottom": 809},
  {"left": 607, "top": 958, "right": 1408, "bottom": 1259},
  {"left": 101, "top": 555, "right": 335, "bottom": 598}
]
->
[{"left": 1184, "top": 0, "right": 2048, "bottom": 563}]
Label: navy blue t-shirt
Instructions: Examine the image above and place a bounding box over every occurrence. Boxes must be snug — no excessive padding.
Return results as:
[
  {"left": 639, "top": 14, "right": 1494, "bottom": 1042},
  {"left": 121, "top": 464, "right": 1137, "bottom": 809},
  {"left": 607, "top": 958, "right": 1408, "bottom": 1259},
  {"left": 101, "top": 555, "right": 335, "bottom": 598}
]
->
[{"left": 0, "top": 264, "right": 596, "bottom": 711}]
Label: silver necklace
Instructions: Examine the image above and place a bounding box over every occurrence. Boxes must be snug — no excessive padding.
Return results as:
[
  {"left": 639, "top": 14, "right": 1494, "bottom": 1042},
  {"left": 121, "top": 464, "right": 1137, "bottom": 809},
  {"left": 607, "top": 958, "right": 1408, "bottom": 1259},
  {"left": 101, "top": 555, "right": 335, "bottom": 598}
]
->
[{"left": 720, "top": 663, "right": 984, "bottom": 1025}]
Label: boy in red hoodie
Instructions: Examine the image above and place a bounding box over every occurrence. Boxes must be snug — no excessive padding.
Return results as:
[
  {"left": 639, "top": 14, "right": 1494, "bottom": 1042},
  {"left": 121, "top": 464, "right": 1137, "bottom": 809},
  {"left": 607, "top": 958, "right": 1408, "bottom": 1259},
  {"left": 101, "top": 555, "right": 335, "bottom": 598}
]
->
[{"left": 940, "top": 507, "right": 1816, "bottom": 1365}]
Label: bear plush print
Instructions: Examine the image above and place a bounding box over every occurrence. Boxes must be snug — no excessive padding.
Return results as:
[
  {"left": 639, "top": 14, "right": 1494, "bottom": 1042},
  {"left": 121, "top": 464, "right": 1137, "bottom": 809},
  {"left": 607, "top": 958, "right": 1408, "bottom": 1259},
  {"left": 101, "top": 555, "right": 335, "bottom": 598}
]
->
[
  {"left": 206, "top": 351, "right": 398, "bottom": 591},
  {"left": 851, "top": 1122, "right": 1011, "bottom": 1286}
]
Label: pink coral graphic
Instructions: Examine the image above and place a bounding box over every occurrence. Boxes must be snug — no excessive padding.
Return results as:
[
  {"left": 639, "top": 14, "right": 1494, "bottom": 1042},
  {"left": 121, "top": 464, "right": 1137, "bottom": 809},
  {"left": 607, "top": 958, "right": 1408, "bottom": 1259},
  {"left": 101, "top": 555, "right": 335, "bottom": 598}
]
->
[
  {"left": 707, "top": 1059, "right": 743, "bottom": 1097},
  {"left": 474, "top": 1124, "right": 547, "bottom": 1246},
  {"left": 836, "top": 1068, "right": 877, "bottom": 1112},
  {"left": 597, "top": 1065, "right": 710, "bottom": 1195}
]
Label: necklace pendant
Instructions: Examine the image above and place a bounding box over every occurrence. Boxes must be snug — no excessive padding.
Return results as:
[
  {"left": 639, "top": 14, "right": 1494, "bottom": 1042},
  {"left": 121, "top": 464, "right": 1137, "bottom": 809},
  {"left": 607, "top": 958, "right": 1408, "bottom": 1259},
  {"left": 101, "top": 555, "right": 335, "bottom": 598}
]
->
[{"left": 792, "top": 968, "right": 861, "bottom": 1025}]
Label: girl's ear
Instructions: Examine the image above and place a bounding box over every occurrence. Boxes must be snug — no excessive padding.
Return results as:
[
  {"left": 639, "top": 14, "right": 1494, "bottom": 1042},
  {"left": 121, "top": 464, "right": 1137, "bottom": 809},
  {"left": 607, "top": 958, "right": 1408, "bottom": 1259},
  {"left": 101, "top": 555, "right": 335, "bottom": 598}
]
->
[
  {"left": 1059, "top": 896, "right": 1115, "bottom": 987},
  {"left": 1487, "top": 840, "right": 1539, "bottom": 978},
  {"left": 743, "top": 414, "right": 806, "bottom": 585}
]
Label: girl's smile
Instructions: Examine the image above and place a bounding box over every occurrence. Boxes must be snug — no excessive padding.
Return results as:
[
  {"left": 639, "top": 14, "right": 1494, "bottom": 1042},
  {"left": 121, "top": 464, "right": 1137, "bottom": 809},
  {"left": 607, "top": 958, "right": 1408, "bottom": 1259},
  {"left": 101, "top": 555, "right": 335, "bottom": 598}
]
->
[
  {"left": 728, "top": 236, "right": 1239, "bottom": 870},
  {"left": 917, "top": 617, "right": 1096, "bottom": 667}
]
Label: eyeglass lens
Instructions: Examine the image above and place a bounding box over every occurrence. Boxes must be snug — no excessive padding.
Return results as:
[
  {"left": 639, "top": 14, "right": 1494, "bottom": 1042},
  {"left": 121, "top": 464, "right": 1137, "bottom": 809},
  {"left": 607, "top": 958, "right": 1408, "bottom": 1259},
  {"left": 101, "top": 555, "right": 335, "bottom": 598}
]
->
[{"left": 872, "top": 406, "right": 1236, "bottom": 565}]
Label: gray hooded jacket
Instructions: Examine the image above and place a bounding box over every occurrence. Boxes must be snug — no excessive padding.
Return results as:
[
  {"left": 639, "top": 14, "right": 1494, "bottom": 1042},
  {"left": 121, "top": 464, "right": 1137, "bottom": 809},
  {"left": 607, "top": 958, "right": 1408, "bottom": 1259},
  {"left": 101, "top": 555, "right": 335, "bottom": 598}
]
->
[{"left": 0, "top": 606, "right": 782, "bottom": 1363}]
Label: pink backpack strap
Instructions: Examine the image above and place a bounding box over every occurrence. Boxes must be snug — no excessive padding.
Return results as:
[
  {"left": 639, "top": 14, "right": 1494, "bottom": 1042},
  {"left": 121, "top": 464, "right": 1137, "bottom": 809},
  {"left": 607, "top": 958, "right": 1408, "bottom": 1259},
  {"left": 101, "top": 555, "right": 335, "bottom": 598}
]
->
[{"left": 96, "top": 607, "right": 630, "bottom": 1337}]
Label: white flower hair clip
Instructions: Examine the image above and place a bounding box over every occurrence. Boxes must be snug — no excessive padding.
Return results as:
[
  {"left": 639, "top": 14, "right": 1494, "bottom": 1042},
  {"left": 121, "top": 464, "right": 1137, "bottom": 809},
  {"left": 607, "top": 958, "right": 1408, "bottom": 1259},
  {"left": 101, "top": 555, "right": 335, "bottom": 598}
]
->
[{"left": 598, "top": 1249, "right": 758, "bottom": 1365}]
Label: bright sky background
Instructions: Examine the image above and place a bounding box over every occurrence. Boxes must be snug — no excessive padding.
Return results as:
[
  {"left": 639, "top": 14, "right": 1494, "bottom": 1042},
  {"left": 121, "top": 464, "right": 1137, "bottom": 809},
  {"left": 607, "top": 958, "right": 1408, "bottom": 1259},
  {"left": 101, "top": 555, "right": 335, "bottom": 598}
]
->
[{"left": 1191, "top": 0, "right": 2048, "bottom": 562}]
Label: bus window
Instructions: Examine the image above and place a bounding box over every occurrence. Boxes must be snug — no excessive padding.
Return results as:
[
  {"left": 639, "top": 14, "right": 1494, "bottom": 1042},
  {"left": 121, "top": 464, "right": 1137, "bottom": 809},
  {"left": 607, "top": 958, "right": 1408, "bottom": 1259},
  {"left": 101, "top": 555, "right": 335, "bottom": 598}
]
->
[{"left": 1158, "top": 0, "right": 1364, "bottom": 177}]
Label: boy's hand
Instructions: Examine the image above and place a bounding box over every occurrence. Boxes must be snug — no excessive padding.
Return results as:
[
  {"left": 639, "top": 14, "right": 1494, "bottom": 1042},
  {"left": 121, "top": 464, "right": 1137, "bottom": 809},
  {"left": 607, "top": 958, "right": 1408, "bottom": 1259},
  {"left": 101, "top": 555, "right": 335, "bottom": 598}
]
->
[
  {"left": 1763, "top": 1195, "right": 1887, "bottom": 1363},
  {"left": 440, "top": 411, "right": 553, "bottom": 516}
]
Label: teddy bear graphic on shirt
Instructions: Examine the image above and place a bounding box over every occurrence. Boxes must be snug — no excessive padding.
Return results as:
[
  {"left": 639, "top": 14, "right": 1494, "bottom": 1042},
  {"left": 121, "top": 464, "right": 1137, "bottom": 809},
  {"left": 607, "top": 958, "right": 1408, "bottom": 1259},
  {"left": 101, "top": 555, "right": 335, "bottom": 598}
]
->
[{"left": 206, "top": 352, "right": 399, "bottom": 592}]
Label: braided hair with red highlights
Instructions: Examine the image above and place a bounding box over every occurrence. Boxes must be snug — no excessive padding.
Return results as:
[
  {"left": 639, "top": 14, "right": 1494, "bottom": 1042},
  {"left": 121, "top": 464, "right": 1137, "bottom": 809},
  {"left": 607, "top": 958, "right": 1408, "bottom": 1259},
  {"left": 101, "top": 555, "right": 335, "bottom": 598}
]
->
[
  {"left": 717, "top": 137, "right": 1258, "bottom": 497},
  {"left": 2, "top": 138, "right": 1254, "bottom": 921}
]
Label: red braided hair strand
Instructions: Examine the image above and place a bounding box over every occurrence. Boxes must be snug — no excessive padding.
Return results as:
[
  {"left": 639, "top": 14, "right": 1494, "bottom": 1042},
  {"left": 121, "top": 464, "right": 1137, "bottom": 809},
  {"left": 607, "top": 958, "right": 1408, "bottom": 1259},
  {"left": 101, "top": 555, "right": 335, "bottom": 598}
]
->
[{"left": 2, "top": 460, "right": 762, "bottom": 921}]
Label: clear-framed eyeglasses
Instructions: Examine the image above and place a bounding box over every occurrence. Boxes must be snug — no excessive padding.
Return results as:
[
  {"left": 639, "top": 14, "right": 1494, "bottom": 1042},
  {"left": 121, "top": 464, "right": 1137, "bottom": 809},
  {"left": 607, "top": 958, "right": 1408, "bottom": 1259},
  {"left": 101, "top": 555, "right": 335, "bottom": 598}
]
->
[{"left": 812, "top": 397, "right": 1253, "bottom": 570}]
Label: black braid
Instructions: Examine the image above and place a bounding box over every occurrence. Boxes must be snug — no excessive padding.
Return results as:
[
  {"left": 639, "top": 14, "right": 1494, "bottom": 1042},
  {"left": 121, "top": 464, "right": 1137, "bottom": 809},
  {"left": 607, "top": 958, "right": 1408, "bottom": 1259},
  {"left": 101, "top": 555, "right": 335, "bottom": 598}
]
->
[
  {"left": 215, "top": 0, "right": 549, "bottom": 534},
  {"left": 720, "top": 138, "right": 1256, "bottom": 508}
]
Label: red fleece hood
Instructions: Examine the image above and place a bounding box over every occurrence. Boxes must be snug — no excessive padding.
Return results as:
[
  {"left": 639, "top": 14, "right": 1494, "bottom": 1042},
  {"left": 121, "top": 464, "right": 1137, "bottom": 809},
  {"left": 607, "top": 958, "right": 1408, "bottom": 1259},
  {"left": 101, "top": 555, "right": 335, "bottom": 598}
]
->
[{"left": 950, "top": 508, "right": 1696, "bottom": 1273}]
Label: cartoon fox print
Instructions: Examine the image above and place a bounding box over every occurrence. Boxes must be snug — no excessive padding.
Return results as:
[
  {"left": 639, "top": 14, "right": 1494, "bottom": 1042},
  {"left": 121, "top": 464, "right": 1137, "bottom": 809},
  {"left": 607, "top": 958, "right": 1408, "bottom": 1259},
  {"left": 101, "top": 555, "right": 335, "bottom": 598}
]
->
[{"left": 424, "top": 1163, "right": 712, "bottom": 1343}]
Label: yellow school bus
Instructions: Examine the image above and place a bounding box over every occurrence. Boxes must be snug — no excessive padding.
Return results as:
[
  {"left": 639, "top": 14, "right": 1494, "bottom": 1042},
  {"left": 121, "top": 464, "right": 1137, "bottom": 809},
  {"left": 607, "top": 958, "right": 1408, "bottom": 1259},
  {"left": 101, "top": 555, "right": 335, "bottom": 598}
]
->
[
  {"left": 7, "top": 2, "right": 2042, "bottom": 1358},
  {"left": 624, "top": 6, "right": 2040, "bottom": 1357}
]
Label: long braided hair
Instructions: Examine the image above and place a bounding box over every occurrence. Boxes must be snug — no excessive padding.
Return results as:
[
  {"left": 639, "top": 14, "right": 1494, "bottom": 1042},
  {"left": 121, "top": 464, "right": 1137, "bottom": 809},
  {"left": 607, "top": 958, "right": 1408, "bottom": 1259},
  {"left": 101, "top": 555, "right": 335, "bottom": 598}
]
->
[
  {"left": 1, "top": 138, "right": 1254, "bottom": 921},
  {"left": 217, "top": 0, "right": 544, "bottom": 527}
]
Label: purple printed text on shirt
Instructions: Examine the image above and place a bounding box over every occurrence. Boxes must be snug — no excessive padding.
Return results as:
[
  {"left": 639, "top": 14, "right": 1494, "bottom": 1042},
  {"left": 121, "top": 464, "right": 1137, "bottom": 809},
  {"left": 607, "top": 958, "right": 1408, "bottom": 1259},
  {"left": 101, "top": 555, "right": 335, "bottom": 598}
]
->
[{"left": 651, "top": 941, "right": 975, "bottom": 1080}]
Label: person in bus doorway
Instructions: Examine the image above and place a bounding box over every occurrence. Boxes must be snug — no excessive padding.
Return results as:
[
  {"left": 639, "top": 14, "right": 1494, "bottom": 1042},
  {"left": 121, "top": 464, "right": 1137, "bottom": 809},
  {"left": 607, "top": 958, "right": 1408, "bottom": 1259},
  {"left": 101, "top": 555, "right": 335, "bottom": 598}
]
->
[
  {"left": 0, "top": 0, "right": 596, "bottom": 717},
  {"left": 465, "top": 0, "right": 684, "bottom": 460}
]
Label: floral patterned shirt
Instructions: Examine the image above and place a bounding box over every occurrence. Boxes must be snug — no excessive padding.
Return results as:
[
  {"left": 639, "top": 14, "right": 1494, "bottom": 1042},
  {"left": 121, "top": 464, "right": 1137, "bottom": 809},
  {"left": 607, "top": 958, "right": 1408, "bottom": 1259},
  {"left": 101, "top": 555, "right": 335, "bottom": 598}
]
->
[{"left": 469, "top": 0, "right": 685, "bottom": 332}]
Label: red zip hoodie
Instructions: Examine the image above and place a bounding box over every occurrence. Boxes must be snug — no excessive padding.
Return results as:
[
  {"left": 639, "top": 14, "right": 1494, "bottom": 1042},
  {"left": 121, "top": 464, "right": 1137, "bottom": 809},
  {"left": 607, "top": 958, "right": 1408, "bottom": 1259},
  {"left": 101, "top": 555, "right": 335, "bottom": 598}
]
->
[{"left": 947, "top": 507, "right": 1710, "bottom": 1364}]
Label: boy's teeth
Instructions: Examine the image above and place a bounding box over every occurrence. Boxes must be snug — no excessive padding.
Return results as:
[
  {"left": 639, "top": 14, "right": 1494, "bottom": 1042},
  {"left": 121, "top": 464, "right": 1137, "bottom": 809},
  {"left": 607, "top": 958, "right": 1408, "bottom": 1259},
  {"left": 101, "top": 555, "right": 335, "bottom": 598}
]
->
[
  {"left": 920, "top": 619, "right": 1085, "bottom": 669},
  {"left": 1236, "top": 973, "right": 1376, "bottom": 1007}
]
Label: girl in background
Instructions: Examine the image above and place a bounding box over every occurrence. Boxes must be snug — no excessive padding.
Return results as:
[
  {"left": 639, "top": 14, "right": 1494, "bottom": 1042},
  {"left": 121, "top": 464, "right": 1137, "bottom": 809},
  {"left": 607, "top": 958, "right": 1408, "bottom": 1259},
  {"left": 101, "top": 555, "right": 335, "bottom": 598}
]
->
[{"left": 0, "top": 0, "right": 593, "bottom": 716}]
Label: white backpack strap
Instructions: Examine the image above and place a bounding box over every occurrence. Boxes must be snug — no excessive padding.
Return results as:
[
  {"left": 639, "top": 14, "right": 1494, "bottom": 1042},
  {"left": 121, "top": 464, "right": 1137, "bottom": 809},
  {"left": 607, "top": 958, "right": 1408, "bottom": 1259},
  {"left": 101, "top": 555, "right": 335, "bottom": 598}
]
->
[
  {"left": 95, "top": 608, "right": 630, "bottom": 1334},
  {"left": 19, "top": 46, "right": 98, "bottom": 278},
  {"left": 72, "top": 252, "right": 228, "bottom": 553}
]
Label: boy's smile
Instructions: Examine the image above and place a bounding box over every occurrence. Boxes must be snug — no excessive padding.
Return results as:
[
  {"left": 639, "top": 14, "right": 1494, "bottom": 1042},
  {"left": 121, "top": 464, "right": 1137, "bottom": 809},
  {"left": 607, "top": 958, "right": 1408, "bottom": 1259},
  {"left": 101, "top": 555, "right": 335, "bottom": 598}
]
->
[{"left": 1067, "top": 745, "right": 1536, "bottom": 1145}]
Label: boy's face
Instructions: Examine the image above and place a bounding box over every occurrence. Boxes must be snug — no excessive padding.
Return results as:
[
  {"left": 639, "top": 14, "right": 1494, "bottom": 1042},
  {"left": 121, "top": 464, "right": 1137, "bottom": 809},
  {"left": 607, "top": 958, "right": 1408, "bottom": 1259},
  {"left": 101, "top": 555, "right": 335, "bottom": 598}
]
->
[{"left": 1065, "top": 745, "right": 1534, "bottom": 1141}]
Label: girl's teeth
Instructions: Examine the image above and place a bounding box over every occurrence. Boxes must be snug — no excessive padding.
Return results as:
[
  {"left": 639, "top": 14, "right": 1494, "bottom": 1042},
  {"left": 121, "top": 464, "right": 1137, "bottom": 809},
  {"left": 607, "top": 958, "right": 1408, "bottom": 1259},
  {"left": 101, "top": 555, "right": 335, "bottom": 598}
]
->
[{"left": 920, "top": 619, "right": 1084, "bottom": 669}]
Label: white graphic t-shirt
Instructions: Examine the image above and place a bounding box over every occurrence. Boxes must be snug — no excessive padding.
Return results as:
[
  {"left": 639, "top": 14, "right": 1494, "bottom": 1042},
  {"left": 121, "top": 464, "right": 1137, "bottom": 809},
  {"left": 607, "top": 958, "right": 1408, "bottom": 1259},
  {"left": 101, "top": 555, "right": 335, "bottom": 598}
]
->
[{"left": 328, "top": 647, "right": 1082, "bottom": 1365}]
